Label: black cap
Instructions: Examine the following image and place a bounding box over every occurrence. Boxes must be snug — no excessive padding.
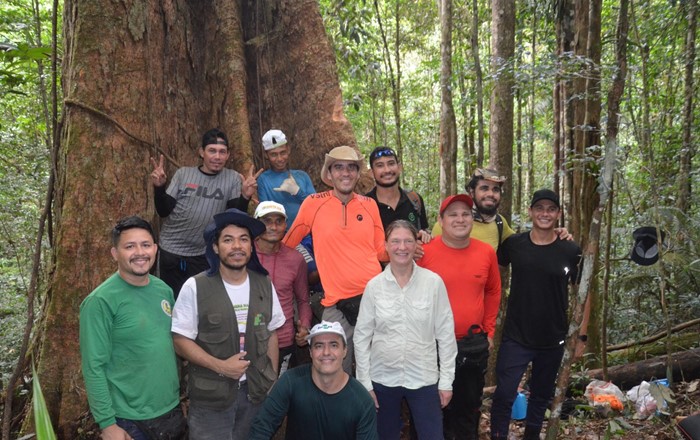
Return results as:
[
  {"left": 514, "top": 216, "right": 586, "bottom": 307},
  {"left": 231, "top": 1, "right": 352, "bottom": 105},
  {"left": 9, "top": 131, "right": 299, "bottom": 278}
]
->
[{"left": 530, "top": 189, "right": 560, "bottom": 208}]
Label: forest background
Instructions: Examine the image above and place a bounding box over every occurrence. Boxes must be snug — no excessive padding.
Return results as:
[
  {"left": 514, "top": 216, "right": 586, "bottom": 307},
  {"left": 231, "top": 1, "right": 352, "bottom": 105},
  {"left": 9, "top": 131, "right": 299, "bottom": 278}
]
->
[{"left": 0, "top": 0, "right": 699, "bottom": 438}]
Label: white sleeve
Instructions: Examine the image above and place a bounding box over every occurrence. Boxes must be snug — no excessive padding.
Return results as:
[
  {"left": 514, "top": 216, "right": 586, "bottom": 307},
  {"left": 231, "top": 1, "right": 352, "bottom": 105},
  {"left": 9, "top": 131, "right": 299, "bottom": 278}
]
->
[
  {"left": 267, "top": 284, "right": 286, "bottom": 332},
  {"left": 171, "top": 277, "right": 199, "bottom": 340}
]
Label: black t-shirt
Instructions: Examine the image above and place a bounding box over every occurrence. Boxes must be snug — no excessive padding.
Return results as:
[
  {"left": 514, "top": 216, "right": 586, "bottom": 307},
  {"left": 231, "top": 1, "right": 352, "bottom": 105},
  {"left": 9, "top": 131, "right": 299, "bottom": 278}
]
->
[
  {"left": 498, "top": 232, "right": 582, "bottom": 349},
  {"left": 365, "top": 187, "right": 428, "bottom": 231}
]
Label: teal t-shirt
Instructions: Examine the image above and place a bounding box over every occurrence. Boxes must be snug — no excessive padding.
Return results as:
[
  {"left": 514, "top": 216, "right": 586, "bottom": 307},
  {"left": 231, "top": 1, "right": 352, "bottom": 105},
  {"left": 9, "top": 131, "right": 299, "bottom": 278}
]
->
[{"left": 80, "top": 273, "right": 179, "bottom": 428}]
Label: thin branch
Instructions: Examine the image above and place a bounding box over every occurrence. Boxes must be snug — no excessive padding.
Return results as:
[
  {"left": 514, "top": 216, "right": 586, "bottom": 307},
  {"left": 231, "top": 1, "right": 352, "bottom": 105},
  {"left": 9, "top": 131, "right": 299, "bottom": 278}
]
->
[{"left": 64, "top": 98, "right": 180, "bottom": 168}]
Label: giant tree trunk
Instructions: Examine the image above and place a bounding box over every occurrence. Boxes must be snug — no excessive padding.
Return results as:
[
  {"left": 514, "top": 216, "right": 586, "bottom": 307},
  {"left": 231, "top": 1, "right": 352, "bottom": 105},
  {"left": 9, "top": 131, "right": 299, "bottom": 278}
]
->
[
  {"left": 242, "top": 0, "right": 357, "bottom": 190},
  {"left": 33, "top": 1, "right": 354, "bottom": 437}
]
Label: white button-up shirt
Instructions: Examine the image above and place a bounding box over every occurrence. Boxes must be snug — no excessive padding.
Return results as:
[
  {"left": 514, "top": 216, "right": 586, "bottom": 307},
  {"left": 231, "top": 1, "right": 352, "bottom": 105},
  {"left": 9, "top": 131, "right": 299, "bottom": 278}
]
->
[{"left": 354, "top": 262, "right": 457, "bottom": 391}]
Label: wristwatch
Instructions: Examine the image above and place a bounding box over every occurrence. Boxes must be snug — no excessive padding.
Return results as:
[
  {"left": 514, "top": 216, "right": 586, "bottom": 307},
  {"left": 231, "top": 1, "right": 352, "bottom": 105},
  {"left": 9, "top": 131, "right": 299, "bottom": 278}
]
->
[{"left": 578, "top": 334, "right": 588, "bottom": 342}]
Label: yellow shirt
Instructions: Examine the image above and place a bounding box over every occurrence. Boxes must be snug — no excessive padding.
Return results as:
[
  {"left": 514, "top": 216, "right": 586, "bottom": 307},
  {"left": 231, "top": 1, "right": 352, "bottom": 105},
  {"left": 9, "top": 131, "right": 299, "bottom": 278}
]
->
[{"left": 431, "top": 215, "right": 514, "bottom": 250}]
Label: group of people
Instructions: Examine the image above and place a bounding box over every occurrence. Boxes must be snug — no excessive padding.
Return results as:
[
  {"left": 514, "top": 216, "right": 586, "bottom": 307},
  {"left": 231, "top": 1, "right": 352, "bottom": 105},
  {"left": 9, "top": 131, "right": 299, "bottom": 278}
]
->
[{"left": 79, "top": 127, "right": 587, "bottom": 440}]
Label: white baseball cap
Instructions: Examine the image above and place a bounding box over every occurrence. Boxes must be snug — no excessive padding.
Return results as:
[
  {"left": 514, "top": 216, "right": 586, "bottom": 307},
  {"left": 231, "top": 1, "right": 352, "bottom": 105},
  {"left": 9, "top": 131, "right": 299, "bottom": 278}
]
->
[
  {"left": 306, "top": 321, "right": 347, "bottom": 344},
  {"left": 262, "top": 129, "right": 288, "bottom": 151},
  {"left": 254, "top": 201, "right": 287, "bottom": 219}
]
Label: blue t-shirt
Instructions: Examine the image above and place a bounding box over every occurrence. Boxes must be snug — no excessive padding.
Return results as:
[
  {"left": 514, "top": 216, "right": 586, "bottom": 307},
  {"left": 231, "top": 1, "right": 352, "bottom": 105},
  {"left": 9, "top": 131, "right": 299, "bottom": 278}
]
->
[{"left": 257, "top": 169, "right": 315, "bottom": 228}]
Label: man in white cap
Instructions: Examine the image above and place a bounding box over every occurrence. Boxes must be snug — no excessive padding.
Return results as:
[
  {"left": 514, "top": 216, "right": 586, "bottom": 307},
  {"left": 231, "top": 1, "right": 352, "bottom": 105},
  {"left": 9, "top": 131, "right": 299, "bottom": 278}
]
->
[
  {"left": 257, "top": 129, "right": 316, "bottom": 229},
  {"left": 249, "top": 321, "right": 379, "bottom": 440},
  {"left": 284, "top": 146, "right": 386, "bottom": 374},
  {"left": 253, "top": 201, "right": 312, "bottom": 374}
]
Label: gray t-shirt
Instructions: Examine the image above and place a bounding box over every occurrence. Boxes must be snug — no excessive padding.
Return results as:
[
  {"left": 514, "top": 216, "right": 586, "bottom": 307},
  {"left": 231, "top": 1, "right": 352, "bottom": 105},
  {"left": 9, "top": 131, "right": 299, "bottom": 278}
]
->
[{"left": 160, "top": 167, "right": 242, "bottom": 256}]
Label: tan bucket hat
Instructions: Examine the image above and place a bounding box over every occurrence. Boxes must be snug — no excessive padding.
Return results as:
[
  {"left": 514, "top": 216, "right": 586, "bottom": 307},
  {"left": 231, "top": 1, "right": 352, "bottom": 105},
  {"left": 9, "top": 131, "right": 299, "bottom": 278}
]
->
[{"left": 320, "top": 146, "right": 364, "bottom": 186}]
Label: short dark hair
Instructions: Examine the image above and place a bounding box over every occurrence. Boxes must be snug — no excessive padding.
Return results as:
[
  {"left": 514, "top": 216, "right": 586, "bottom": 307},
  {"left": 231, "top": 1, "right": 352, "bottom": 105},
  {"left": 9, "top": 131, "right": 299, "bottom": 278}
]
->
[
  {"left": 369, "top": 146, "right": 398, "bottom": 167},
  {"left": 201, "top": 128, "right": 229, "bottom": 149},
  {"left": 385, "top": 219, "right": 418, "bottom": 241},
  {"left": 112, "top": 216, "right": 156, "bottom": 246}
]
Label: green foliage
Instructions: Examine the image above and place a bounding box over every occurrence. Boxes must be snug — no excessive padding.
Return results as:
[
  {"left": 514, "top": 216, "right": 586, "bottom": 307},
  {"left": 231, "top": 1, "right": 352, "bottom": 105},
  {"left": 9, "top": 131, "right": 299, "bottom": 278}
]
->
[
  {"left": 0, "top": 0, "right": 58, "bottom": 385},
  {"left": 32, "top": 363, "right": 57, "bottom": 440}
]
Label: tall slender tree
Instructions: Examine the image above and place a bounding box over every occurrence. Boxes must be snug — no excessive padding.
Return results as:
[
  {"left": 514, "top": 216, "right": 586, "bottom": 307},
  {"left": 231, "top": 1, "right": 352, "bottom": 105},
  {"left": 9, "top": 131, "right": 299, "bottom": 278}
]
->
[
  {"left": 677, "top": 0, "right": 697, "bottom": 212},
  {"left": 439, "top": 0, "right": 458, "bottom": 197}
]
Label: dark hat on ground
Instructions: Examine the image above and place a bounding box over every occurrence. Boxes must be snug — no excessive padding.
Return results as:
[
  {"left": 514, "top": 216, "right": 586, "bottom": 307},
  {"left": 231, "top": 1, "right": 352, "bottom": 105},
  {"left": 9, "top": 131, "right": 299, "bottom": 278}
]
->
[
  {"left": 203, "top": 209, "right": 268, "bottom": 275},
  {"left": 530, "top": 189, "right": 560, "bottom": 208},
  {"left": 439, "top": 194, "right": 474, "bottom": 216},
  {"left": 630, "top": 226, "right": 665, "bottom": 266}
]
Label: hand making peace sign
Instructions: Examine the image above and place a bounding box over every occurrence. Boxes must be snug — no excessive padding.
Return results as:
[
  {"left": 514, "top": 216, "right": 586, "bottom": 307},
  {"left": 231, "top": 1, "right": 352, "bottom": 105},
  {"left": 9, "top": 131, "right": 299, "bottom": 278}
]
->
[
  {"left": 150, "top": 154, "right": 167, "bottom": 187},
  {"left": 242, "top": 165, "right": 263, "bottom": 199}
]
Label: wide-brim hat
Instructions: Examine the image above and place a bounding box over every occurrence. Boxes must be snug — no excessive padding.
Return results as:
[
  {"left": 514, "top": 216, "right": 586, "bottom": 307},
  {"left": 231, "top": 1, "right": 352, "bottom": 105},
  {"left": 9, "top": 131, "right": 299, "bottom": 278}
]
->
[
  {"left": 630, "top": 226, "right": 665, "bottom": 266},
  {"left": 203, "top": 209, "right": 268, "bottom": 275},
  {"left": 320, "top": 146, "right": 364, "bottom": 187}
]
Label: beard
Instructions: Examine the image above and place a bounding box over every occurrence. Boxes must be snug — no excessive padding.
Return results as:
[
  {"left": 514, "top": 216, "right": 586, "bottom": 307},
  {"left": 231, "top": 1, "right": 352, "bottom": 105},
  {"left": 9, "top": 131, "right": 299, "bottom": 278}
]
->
[
  {"left": 220, "top": 255, "right": 248, "bottom": 271},
  {"left": 375, "top": 175, "right": 399, "bottom": 188},
  {"left": 475, "top": 200, "right": 499, "bottom": 216}
]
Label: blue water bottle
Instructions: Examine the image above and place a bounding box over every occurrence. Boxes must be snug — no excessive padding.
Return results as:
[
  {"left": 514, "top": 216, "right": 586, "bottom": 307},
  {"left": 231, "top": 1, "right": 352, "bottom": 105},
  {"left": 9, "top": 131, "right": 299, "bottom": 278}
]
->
[{"left": 511, "top": 392, "right": 527, "bottom": 420}]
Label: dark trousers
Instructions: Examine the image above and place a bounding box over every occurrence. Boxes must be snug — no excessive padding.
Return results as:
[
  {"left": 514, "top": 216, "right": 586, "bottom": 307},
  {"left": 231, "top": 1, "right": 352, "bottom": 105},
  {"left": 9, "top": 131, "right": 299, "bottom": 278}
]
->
[
  {"left": 158, "top": 248, "right": 209, "bottom": 298},
  {"left": 115, "top": 418, "right": 149, "bottom": 440},
  {"left": 373, "top": 382, "right": 443, "bottom": 440},
  {"left": 490, "top": 337, "right": 565, "bottom": 439},
  {"left": 444, "top": 348, "right": 488, "bottom": 440}
]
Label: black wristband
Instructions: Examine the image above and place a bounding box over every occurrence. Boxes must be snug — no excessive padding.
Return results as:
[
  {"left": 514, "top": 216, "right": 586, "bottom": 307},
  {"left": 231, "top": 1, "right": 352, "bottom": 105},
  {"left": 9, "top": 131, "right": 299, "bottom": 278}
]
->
[{"left": 578, "top": 335, "right": 588, "bottom": 342}]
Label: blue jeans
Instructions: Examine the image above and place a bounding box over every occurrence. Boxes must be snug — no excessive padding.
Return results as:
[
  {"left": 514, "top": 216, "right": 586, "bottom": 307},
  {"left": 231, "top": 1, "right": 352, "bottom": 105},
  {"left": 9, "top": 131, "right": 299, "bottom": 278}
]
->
[
  {"left": 490, "top": 337, "right": 564, "bottom": 439},
  {"left": 188, "top": 381, "right": 261, "bottom": 440},
  {"left": 373, "top": 382, "right": 443, "bottom": 440},
  {"left": 115, "top": 418, "right": 149, "bottom": 440}
]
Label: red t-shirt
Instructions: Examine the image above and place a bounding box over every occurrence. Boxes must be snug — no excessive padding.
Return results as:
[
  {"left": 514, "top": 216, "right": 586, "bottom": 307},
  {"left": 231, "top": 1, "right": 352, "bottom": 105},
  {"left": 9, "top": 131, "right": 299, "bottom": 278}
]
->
[{"left": 418, "top": 236, "right": 501, "bottom": 338}]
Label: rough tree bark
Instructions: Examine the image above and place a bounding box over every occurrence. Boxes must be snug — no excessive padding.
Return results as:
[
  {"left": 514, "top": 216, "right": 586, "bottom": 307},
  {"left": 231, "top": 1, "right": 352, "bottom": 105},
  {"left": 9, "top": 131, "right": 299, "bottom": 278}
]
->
[
  {"left": 677, "top": 0, "right": 697, "bottom": 212},
  {"left": 489, "top": 0, "right": 514, "bottom": 218},
  {"left": 439, "top": 0, "right": 458, "bottom": 197},
  {"left": 29, "top": 1, "right": 355, "bottom": 437},
  {"left": 545, "top": 0, "right": 628, "bottom": 434}
]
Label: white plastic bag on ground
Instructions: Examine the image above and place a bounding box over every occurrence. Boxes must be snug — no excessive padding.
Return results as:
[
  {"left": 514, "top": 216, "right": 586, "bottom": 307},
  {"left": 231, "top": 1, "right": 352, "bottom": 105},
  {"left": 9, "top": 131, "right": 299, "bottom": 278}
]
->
[{"left": 626, "top": 381, "right": 657, "bottom": 417}]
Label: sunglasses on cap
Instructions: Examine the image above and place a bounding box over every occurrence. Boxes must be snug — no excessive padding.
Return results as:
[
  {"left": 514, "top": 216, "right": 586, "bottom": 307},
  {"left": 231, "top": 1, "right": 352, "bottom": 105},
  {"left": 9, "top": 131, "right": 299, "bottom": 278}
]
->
[{"left": 369, "top": 147, "right": 397, "bottom": 166}]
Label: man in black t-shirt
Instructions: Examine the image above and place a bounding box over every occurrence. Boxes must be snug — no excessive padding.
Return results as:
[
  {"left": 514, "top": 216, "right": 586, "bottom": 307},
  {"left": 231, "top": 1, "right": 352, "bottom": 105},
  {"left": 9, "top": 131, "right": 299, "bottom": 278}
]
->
[
  {"left": 365, "top": 146, "right": 431, "bottom": 242},
  {"left": 490, "top": 189, "right": 583, "bottom": 440}
]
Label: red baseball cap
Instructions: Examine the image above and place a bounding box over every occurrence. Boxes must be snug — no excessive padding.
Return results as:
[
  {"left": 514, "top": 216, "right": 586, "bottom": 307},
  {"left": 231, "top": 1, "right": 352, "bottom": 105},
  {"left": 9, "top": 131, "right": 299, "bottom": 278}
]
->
[{"left": 439, "top": 194, "right": 474, "bottom": 216}]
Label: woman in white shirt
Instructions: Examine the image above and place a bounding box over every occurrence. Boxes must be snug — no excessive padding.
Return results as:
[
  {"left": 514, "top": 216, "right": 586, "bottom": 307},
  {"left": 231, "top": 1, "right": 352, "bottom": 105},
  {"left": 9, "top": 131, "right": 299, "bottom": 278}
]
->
[{"left": 354, "top": 220, "right": 457, "bottom": 440}]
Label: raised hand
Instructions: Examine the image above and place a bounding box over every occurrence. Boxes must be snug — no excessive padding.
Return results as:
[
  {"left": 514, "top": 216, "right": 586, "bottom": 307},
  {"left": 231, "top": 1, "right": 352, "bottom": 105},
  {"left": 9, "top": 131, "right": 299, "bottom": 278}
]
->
[
  {"left": 242, "top": 165, "right": 263, "bottom": 199},
  {"left": 150, "top": 154, "right": 167, "bottom": 187},
  {"left": 273, "top": 173, "right": 300, "bottom": 196}
]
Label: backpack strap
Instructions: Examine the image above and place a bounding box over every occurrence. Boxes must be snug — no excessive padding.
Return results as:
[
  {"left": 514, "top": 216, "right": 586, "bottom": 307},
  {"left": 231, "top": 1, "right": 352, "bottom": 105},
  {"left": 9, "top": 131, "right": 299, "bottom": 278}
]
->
[
  {"left": 404, "top": 190, "right": 423, "bottom": 230},
  {"left": 495, "top": 214, "right": 504, "bottom": 245}
]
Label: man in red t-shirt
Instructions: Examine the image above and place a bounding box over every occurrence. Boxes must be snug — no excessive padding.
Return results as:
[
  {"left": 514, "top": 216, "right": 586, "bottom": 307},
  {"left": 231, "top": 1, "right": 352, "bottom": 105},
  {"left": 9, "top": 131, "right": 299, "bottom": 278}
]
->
[{"left": 418, "top": 194, "right": 501, "bottom": 440}]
